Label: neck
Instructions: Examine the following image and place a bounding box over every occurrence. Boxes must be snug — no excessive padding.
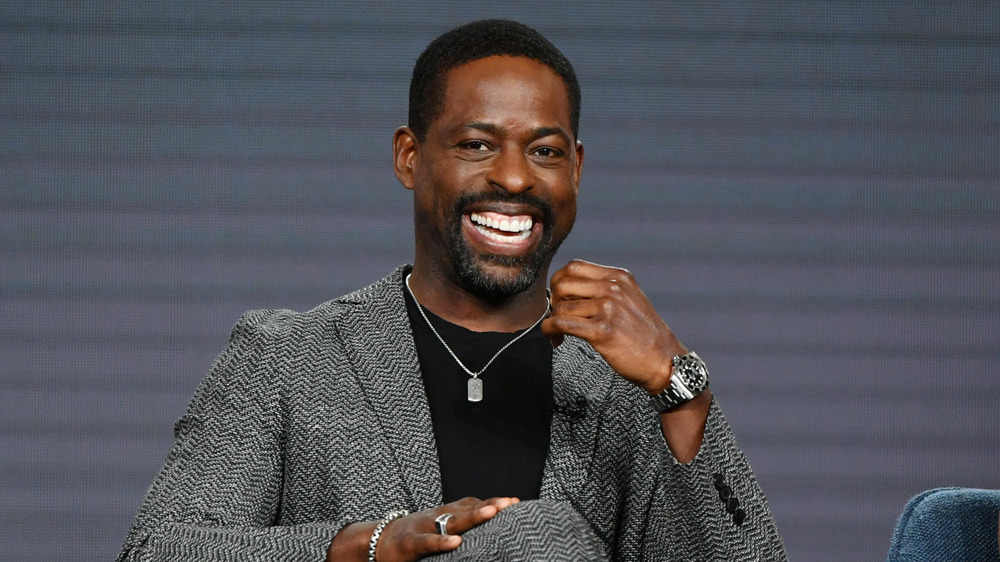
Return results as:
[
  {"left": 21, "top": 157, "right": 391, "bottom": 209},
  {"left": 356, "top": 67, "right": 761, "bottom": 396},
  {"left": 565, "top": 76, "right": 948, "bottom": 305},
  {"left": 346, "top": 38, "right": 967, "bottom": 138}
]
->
[{"left": 406, "top": 265, "right": 550, "bottom": 333}]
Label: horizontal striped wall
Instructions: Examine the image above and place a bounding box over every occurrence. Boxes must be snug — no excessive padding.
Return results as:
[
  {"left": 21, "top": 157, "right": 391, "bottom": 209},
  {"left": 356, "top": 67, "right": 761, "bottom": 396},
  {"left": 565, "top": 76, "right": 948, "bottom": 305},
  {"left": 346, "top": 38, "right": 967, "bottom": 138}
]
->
[{"left": 2, "top": 2, "right": 998, "bottom": 560}]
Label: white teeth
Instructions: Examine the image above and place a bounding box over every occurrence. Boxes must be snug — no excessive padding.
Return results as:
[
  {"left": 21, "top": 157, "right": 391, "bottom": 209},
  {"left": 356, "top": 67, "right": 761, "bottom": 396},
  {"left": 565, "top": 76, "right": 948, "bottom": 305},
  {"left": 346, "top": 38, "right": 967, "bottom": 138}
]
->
[
  {"left": 476, "top": 225, "right": 531, "bottom": 243},
  {"left": 470, "top": 213, "right": 533, "bottom": 233}
]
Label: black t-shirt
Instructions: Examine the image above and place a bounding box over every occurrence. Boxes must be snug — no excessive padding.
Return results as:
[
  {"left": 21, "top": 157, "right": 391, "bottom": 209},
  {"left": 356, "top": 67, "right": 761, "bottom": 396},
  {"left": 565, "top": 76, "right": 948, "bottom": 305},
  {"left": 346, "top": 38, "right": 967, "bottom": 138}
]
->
[{"left": 404, "top": 285, "right": 553, "bottom": 503}]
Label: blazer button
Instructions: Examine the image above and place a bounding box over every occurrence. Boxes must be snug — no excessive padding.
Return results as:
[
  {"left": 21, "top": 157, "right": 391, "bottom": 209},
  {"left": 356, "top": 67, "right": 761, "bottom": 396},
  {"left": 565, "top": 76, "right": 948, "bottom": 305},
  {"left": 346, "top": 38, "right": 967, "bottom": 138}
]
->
[
  {"left": 717, "top": 485, "right": 733, "bottom": 501},
  {"left": 726, "top": 497, "right": 740, "bottom": 514},
  {"left": 733, "top": 508, "right": 746, "bottom": 526}
]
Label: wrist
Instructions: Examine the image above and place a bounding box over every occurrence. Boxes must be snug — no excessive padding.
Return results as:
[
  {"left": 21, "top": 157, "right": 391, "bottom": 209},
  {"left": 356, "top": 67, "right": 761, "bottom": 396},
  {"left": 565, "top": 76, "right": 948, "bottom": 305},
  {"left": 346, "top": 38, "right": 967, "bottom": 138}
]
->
[
  {"left": 647, "top": 344, "right": 689, "bottom": 394},
  {"left": 328, "top": 521, "right": 377, "bottom": 562},
  {"left": 649, "top": 351, "right": 709, "bottom": 413},
  {"left": 646, "top": 353, "right": 679, "bottom": 395},
  {"left": 368, "top": 510, "right": 408, "bottom": 562},
  {"left": 659, "top": 389, "right": 712, "bottom": 463}
]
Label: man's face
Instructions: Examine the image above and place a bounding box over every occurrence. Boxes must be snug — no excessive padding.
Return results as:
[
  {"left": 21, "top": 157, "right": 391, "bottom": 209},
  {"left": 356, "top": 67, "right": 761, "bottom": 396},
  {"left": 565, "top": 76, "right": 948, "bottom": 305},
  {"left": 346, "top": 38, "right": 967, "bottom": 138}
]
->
[{"left": 399, "top": 55, "right": 583, "bottom": 299}]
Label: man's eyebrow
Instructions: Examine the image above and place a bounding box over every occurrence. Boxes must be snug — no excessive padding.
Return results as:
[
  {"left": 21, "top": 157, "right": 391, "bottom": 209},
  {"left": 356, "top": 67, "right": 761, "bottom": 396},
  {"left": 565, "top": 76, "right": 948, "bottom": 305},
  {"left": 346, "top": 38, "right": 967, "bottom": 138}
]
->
[
  {"left": 463, "top": 122, "right": 503, "bottom": 135},
  {"left": 532, "top": 126, "right": 572, "bottom": 143},
  {"left": 462, "top": 122, "right": 572, "bottom": 142}
]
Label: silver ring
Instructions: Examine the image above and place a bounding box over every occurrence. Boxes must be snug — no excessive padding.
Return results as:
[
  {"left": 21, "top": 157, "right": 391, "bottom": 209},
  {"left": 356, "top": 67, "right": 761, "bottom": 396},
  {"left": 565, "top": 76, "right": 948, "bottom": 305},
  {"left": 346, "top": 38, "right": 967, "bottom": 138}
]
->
[{"left": 434, "top": 512, "right": 453, "bottom": 535}]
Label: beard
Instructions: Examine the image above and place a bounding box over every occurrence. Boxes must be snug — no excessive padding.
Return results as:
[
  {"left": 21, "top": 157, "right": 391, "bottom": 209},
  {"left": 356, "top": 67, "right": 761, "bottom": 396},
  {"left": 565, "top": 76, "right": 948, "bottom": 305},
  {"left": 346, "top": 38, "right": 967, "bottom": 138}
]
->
[{"left": 443, "top": 191, "right": 562, "bottom": 300}]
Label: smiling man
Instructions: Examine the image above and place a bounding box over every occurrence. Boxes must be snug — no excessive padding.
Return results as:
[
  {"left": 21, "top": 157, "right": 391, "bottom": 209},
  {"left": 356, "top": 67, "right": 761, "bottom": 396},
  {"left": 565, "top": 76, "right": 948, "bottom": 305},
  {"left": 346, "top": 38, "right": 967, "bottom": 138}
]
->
[{"left": 119, "top": 19, "right": 786, "bottom": 562}]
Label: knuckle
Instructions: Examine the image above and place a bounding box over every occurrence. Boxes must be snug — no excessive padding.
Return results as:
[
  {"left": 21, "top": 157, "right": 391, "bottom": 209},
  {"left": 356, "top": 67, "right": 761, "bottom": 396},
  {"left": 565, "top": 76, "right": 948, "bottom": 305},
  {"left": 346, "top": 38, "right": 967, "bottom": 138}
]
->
[
  {"left": 600, "top": 298, "right": 616, "bottom": 317},
  {"left": 549, "top": 285, "right": 565, "bottom": 302},
  {"left": 610, "top": 267, "right": 633, "bottom": 286}
]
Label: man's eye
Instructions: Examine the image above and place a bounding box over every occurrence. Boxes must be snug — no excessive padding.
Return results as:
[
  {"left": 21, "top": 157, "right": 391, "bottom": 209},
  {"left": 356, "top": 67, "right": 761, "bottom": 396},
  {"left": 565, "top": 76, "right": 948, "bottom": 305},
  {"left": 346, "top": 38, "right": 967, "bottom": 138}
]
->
[
  {"left": 533, "top": 147, "right": 562, "bottom": 158},
  {"left": 461, "top": 141, "right": 489, "bottom": 151}
]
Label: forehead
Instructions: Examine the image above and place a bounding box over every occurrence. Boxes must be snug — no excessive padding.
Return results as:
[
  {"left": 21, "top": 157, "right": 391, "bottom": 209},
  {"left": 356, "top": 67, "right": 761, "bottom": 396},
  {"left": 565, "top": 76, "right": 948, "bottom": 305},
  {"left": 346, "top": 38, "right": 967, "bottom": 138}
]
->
[{"left": 436, "top": 55, "right": 573, "bottom": 134}]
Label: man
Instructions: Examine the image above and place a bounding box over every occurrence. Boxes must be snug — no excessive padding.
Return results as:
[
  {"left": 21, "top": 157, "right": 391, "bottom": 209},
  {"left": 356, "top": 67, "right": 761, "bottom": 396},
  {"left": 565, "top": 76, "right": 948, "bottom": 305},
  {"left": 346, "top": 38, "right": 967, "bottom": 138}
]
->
[{"left": 119, "top": 19, "right": 786, "bottom": 561}]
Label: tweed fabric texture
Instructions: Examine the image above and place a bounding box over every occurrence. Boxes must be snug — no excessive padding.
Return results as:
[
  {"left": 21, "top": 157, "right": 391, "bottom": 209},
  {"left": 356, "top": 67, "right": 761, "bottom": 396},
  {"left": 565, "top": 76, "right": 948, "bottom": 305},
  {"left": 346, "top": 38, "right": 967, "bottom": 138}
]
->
[
  {"left": 119, "top": 266, "right": 787, "bottom": 561},
  {"left": 887, "top": 487, "right": 1000, "bottom": 562}
]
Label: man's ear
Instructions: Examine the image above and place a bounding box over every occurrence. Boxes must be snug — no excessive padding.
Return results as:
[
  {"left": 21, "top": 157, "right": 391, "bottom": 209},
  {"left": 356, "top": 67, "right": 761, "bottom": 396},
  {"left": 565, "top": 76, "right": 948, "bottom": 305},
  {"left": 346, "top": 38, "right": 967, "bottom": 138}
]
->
[
  {"left": 573, "top": 139, "right": 585, "bottom": 193},
  {"left": 393, "top": 126, "right": 419, "bottom": 190}
]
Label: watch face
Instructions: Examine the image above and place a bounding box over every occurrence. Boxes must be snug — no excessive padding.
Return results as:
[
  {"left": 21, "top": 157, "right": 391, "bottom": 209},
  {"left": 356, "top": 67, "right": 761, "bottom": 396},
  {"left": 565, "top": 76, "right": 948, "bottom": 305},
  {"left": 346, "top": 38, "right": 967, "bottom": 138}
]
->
[
  {"left": 687, "top": 369, "right": 707, "bottom": 388},
  {"left": 677, "top": 354, "right": 709, "bottom": 390}
]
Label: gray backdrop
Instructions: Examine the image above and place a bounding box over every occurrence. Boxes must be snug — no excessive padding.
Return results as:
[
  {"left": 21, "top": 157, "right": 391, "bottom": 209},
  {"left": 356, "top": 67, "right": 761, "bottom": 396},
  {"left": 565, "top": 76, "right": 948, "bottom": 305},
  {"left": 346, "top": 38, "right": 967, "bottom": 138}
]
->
[{"left": 2, "top": 2, "right": 998, "bottom": 560}]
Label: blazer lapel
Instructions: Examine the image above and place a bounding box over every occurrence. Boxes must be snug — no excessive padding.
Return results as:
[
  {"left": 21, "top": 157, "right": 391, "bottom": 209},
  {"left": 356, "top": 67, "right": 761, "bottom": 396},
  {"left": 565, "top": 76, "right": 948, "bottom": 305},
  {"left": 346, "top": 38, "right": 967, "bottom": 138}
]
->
[
  {"left": 541, "top": 338, "right": 612, "bottom": 502},
  {"left": 337, "top": 268, "right": 443, "bottom": 510}
]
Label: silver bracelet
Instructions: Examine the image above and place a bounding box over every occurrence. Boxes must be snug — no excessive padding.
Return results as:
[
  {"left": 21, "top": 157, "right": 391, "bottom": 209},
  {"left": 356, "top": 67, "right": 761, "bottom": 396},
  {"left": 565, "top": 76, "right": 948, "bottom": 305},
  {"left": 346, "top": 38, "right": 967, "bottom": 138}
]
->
[{"left": 368, "top": 510, "right": 408, "bottom": 562}]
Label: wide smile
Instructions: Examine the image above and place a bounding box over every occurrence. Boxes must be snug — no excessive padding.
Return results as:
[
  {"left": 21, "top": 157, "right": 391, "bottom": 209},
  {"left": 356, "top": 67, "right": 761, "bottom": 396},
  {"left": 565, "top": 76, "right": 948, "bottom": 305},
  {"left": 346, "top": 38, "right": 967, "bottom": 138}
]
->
[{"left": 463, "top": 210, "right": 541, "bottom": 255}]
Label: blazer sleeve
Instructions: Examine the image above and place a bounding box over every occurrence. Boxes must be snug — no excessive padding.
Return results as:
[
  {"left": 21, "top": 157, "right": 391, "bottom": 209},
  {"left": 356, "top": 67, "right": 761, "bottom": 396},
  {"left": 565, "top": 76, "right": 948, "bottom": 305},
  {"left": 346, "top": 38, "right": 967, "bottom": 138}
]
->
[
  {"left": 117, "top": 310, "right": 348, "bottom": 562},
  {"left": 643, "top": 398, "right": 788, "bottom": 561}
]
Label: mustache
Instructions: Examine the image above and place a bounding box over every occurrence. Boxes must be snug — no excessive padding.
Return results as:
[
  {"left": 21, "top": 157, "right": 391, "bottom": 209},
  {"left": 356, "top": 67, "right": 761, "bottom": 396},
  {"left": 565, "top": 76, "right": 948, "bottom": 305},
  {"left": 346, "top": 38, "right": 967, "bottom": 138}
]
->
[{"left": 453, "top": 191, "right": 554, "bottom": 221}]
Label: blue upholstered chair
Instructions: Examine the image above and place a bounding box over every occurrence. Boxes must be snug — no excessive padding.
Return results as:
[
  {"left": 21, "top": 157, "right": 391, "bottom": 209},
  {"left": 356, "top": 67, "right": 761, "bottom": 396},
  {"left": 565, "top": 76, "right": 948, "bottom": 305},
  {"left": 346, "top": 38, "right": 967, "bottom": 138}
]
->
[{"left": 887, "top": 487, "right": 1000, "bottom": 562}]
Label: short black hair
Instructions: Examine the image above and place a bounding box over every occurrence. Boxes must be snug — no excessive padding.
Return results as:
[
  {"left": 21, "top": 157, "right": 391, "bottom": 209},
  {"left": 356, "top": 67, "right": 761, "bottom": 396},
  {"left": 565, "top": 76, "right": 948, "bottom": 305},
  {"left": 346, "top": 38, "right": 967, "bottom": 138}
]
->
[{"left": 408, "top": 19, "right": 581, "bottom": 141}]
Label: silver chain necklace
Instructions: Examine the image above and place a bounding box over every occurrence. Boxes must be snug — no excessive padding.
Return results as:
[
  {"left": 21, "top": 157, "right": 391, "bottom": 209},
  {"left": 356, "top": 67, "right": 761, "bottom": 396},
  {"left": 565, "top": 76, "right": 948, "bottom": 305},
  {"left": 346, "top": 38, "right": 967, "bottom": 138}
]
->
[{"left": 405, "top": 273, "right": 550, "bottom": 402}]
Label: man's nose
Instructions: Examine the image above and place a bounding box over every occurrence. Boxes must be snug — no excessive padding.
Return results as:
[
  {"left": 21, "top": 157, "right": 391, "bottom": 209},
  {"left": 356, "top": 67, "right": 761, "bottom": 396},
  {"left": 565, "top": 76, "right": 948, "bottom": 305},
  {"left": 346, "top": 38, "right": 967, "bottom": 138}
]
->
[{"left": 486, "top": 148, "right": 534, "bottom": 193}]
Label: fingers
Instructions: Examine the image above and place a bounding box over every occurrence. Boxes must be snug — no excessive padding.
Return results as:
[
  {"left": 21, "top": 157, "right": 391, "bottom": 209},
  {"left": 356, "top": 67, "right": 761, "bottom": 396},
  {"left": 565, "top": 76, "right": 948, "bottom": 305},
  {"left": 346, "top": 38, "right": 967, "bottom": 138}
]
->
[
  {"left": 544, "top": 261, "right": 638, "bottom": 345},
  {"left": 377, "top": 497, "right": 520, "bottom": 561},
  {"left": 438, "top": 496, "right": 519, "bottom": 535},
  {"left": 544, "top": 259, "right": 684, "bottom": 392},
  {"left": 549, "top": 296, "right": 605, "bottom": 319},
  {"left": 396, "top": 532, "right": 461, "bottom": 558},
  {"left": 376, "top": 512, "right": 462, "bottom": 561},
  {"left": 551, "top": 258, "right": 623, "bottom": 283},
  {"left": 549, "top": 259, "right": 635, "bottom": 306},
  {"left": 544, "top": 260, "right": 638, "bottom": 347}
]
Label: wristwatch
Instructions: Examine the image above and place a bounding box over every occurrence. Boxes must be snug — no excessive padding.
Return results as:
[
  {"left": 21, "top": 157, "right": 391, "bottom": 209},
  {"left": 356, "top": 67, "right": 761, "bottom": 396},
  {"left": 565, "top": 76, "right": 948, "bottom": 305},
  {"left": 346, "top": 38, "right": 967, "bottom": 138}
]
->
[{"left": 649, "top": 351, "right": 710, "bottom": 413}]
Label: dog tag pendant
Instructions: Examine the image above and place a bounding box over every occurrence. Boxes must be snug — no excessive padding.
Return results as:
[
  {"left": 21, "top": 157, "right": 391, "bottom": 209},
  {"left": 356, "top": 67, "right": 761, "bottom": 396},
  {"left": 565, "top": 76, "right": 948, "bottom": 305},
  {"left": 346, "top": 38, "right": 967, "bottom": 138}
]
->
[{"left": 467, "top": 378, "right": 483, "bottom": 402}]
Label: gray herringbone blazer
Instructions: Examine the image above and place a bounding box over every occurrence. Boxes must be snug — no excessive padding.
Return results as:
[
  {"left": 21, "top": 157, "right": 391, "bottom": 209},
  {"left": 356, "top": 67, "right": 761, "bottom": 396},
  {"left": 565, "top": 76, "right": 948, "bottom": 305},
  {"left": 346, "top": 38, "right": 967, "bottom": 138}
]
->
[{"left": 119, "top": 266, "right": 787, "bottom": 561}]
